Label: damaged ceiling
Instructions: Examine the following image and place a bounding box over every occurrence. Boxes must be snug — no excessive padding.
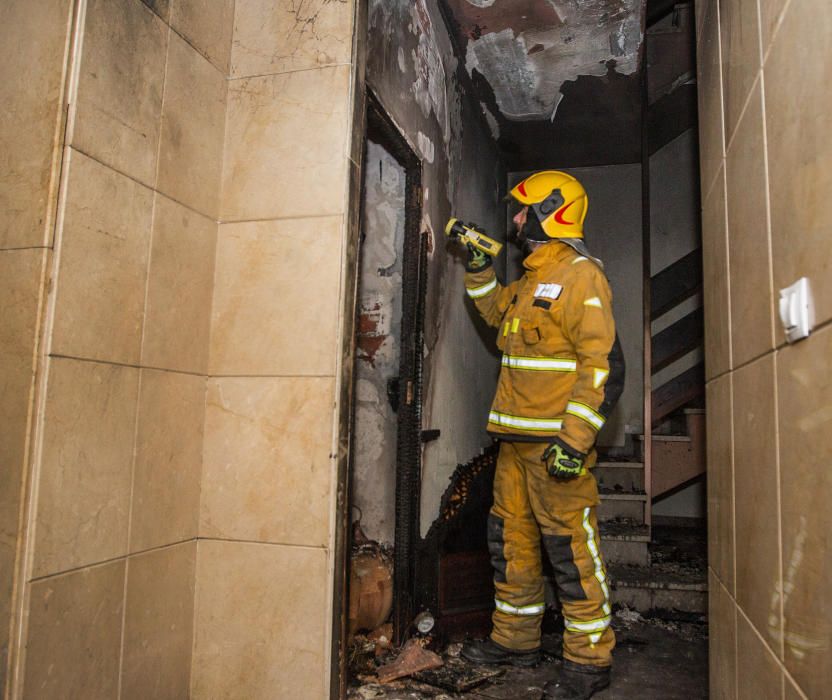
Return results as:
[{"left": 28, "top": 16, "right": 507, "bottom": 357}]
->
[{"left": 438, "top": 0, "right": 647, "bottom": 168}]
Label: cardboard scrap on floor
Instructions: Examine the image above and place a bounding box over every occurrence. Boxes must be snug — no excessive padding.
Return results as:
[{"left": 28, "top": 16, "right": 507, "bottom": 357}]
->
[
  {"left": 413, "top": 657, "right": 504, "bottom": 692},
  {"left": 376, "top": 639, "right": 443, "bottom": 684}
]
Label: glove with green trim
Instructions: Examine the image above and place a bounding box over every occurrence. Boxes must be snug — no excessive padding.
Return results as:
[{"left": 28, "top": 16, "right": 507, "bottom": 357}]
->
[
  {"left": 465, "top": 243, "right": 492, "bottom": 272},
  {"left": 543, "top": 437, "right": 587, "bottom": 480}
]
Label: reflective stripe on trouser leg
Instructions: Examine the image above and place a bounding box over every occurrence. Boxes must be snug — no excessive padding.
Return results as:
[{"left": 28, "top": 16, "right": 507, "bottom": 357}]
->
[
  {"left": 489, "top": 443, "right": 545, "bottom": 652},
  {"left": 521, "top": 450, "right": 615, "bottom": 667}
]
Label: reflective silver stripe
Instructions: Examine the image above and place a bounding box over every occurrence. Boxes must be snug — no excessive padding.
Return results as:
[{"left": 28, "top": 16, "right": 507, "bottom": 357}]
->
[
  {"left": 572, "top": 256, "right": 588, "bottom": 264},
  {"left": 582, "top": 507, "right": 612, "bottom": 617},
  {"left": 566, "top": 401, "right": 605, "bottom": 431},
  {"left": 489, "top": 411, "right": 563, "bottom": 432},
  {"left": 495, "top": 598, "right": 546, "bottom": 616},
  {"left": 564, "top": 615, "right": 611, "bottom": 634},
  {"left": 502, "top": 355, "right": 577, "bottom": 372},
  {"left": 466, "top": 278, "right": 497, "bottom": 299}
]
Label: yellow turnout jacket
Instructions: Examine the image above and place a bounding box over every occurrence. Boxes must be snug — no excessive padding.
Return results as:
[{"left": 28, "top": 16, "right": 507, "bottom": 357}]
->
[{"left": 465, "top": 241, "right": 624, "bottom": 459}]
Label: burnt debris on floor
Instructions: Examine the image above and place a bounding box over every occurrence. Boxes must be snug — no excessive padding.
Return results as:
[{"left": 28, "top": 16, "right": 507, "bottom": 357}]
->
[{"left": 348, "top": 608, "right": 707, "bottom": 700}]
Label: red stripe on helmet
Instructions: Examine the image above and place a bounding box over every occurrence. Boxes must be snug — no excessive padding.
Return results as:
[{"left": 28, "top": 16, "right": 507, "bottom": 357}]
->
[
  {"left": 517, "top": 181, "right": 527, "bottom": 197},
  {"left": 554, "top": 200, "right": 576, "bottom": 225}
]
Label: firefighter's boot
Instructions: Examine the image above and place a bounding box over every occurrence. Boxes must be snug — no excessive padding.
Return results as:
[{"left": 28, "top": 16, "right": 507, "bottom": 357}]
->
[
  {"left": 460, "top": 638, "right": 541, "bottom": 667},
  {"left": 544, "top": 660, "right": 611, "bottom": 699}
]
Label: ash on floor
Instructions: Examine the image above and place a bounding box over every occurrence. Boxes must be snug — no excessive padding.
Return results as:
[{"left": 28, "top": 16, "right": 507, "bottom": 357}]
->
[{"left": 348, "top": 610, "right": 707, "bottom": 700}]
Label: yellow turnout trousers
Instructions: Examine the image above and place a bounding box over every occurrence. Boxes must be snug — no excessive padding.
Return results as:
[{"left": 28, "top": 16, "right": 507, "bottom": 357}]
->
[{"left": 488, "top": 441, "right": 614, "bottom": 666}]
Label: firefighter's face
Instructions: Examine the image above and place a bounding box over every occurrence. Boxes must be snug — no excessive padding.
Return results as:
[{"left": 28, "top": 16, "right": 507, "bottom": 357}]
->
[{"left": 513, "top": 206, "right": 529, "bottom": 233}]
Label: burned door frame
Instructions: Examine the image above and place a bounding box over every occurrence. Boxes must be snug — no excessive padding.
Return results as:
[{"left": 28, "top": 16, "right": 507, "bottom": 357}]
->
[{"left": 343, "top": 90, "right": 426, "bottom": 657}]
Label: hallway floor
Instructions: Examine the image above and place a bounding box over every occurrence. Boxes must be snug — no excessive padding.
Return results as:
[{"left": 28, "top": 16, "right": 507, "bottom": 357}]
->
[{"left": 349, "top": 612, "right": 708, "bottom": 700}]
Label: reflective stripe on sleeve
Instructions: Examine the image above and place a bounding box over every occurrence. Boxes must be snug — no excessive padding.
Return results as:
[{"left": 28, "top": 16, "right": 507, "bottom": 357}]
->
[
  {"left": 584, "top": 296, "right": 603, "bottom": 308},
  {"left": 502, "top": 355, "right": 577, "bottom": 372},
  {"left": 488, "top": 411, "right": 563, "bottom": 432},
  {"left": 466, "top": 278, "right": 498, "bottom": 299},
  {"left": 566, "top": 401, "right": 606, "bottom": 431},
  {"left": 495, "top": 598, "right": 546, "bottom": 616}
]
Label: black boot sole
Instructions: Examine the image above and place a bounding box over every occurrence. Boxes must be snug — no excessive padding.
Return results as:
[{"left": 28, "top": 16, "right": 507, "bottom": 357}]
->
[{"left": 460, "top": 649, "right": 541, "bottom": 668}]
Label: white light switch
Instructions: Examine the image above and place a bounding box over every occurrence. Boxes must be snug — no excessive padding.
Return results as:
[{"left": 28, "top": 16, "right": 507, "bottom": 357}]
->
[{"left": 778, "top": 277, "right": 814, "bottom": 343}]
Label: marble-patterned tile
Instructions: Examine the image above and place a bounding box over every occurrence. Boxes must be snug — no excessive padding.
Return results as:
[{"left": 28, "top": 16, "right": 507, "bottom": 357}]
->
[
  {"left": 140, "top": 0, "right": 171, "bottom": 22},
  {"left": 201, "top": 377, "right": 334, "bottom": 547},
  {"left": 758, "top": 0, "right": 789, "bottom": 56},
  {"left": 732, "top": 354, "right": 781, "bottom": 649},
  {"left": 231, "top": 0, "right": 354, "bottom": 78},
  {"left": 221, "top": 66, "right": 351, "bottom": 222},
  {"left": 697, "top": 0, "right": 725, "bottom": 199},
  {"left": 51, "top": 150, "right": 153, "bottom": 366},
  {"left": 210, "top": 216, "right": 342, "bottom": 376},
  {"left": 170, "top": 0, "right": 235, "bottom": 74},
  {"left": 24, "top": 560, "right": 125, "bottom": 700},
  {"left": 157, "top": 34, "right": 226, "bottom": 219},
  {"left": 709, "top": 571, "right": 737, "bottom": 700},
  {"left": 720, "top": 0, "right": 761, "bottom": 143},
  {"left": 725, "top": 81, "right": 774, "bottom": 367},
  {"left": 785, "top": 675, "right": 808, "bottom": 700},
  {"left": 130, "top": 369, "right": 205, "bottom": 553},
  {"left": 695, "top": 0, "right": 710, "bottom": 44},
  {"left": 764, "top": 2, "right": 832, "bottom": 328},
  {"left": 142, "top": 194, "right": 216, "bottom": 374},
  {"left": 33, "top": 358, "right": 139, "bottom": 578},
  {"left": 0, "top": 0, "right": 73, "bottom": 249},
  {"left": 71, "top": 0, "right": 168, "bottom": 187},
  {"left": 0, "top": 249, "right": 46, "bottom": 682},
  {"left": 122, "top": 542, "right": 196, "bottom": 700},
  {"left": 736, "top": 611, "right": 784, "bottom": 700},
  {"left": 707, "top": 375, "right": 734, "bottom": 592},
  {"left": 702, "top": 168, "right": 731, "bottom": 379},
  {"left": 191, "top": 540, "right": 328, "bottom": 699},
  {"left": 777, "top": 324, "right": 832, "bottom": 698}
]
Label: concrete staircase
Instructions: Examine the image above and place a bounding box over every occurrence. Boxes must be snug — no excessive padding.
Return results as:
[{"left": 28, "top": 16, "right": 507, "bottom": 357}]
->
[{"left": 596, "top": 460, "right": 707, "bottom": 614}]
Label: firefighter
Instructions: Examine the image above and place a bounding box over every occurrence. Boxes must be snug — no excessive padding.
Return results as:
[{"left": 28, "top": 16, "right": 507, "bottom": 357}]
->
[{"left": 459, "top": 171, "right": 625, "bottom": 700}]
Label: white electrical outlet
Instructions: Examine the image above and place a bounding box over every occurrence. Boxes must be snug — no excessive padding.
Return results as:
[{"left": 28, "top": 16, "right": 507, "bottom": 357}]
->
[{"left": 778, "top": 277, "right": 814, "bottom": 343}]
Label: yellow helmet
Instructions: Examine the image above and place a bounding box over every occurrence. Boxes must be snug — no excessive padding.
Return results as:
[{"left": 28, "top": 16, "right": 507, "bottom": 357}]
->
[{"left": 509, "top": 170, "right": 588, "bottom": 239}]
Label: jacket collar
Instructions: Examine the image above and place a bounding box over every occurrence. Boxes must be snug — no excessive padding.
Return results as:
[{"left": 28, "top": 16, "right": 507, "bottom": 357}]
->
[{"left": 523, "top": 240, "right": 574, "bottom": 271}]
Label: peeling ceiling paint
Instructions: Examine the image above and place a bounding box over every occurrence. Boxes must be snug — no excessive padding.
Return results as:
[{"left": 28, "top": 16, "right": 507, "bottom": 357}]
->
[{"left": 447, "top": 0, "right": 643, "bottom": 121}]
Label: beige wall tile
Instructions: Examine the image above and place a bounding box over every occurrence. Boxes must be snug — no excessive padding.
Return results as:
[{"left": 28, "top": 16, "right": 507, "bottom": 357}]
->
[
  {"left": 142, "top": 194, "right": 216, "bottom": 374},
  {"left": 695, "top": 0, "right": 710, "bottom": 43},
  {"left": 0, "top": 0, "right": 73, "bottom": 249},
  {"left": 202, "top": 377, "right": 334, "bottom": 547},
  {"left": 231, "top": 0, "right": 354, "bottom": 78},
  {"left": 697, "top": 0, "right": 725, "bottom": 198},
  {"left": 726, "top": 82, "right": 774, "bottom": 367},
  {"left": 33, "top": 358, "right": 139, "bottom": 578},
  {"left": 0, "top": 249, "right": 46, "bottom": 682},
  {"left": 709, "top": 571, "right": 737, "bottom": 700},
  {"left": 72, "top": 0, "right": 168, "bottom": 188},
  {"left": 221, "top": 66, "right": 351, "bottom": 222},
  {"left": 192, "top": 540, "right": 328, "bottom": 699},
  {"left": 777, "top": 324, "right": 832, "bottom": 698},
  {"left": 719, "top": 0, "right": 761, "bottom": 143},
  {"left": 157, "top": 34, "right": 226, "bottom": 219},
  {"left": 764, "top": 3, "right": 832, "bottom": 327},
  {"left": 707, "top": 375, "right": 734, "bottom": 592},
  {"left": 210, "top": 216, "right": 342, "bottom": 376},
  {"left": 51, "top": 151, "right": 153, "bottom": 366},
  {"left": 785, "top": 675, "right": 807, "bottom": 700},
  {"left": 702, "top": 168, "right": 731, "bottom": 379},
  {"left": 170, "top": 0, "right": 235, "bottom": 74},
  {"left": 736, "top": 612, "right": 784, "bottom": 700},
  {"left": 122, "top": 542, "right": 196, "bottom": 700},
  {"left": 130, "top": 369, "right": 205, "bottom": 552},
  {"left": 758, "top": 0, "right": 788, "bottom": 56},
  {"left": 24, "top": 560, "right": 125, "bottom": 700},
  {"left": 140, "top": 0, "right": 171, "bottom": 22},
  {"left": 733, "top": 354, "right": 781, "bottom": 648}
]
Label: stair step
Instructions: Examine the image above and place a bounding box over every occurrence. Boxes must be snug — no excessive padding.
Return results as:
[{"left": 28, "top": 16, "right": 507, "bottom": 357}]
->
[
  {"left": 600, "top": 521, "right": 650, "bottom": 566},
  {"left": 594, "top": 462, "right": 645, "bottom": 492},
  {"left": 608, "top": 564, "right": 707, "bottom": 614},
  {"left": 598, "top": 495, "right": 646, "bottom": 523},
  {"left": 600, "top": 490, "right": 648, "bottom": 501}
]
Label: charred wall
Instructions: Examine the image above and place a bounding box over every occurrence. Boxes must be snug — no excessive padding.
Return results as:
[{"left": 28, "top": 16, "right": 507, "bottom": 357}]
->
[{"left": 366, "top": 0, "right": 505, "bottom": 538}]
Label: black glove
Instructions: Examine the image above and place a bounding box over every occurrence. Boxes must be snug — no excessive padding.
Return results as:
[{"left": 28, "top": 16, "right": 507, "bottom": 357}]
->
[
  {"left": 465, "top": 242, "right": 492, "bottom": 272},
  {"left": 543, "top": 437, "right": 587, "bottom": 480}
]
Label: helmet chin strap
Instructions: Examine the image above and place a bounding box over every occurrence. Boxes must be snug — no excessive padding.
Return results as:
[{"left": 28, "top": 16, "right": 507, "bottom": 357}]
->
[{"left": 523, "top": 211, "right": 549, "bottom": 242}]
